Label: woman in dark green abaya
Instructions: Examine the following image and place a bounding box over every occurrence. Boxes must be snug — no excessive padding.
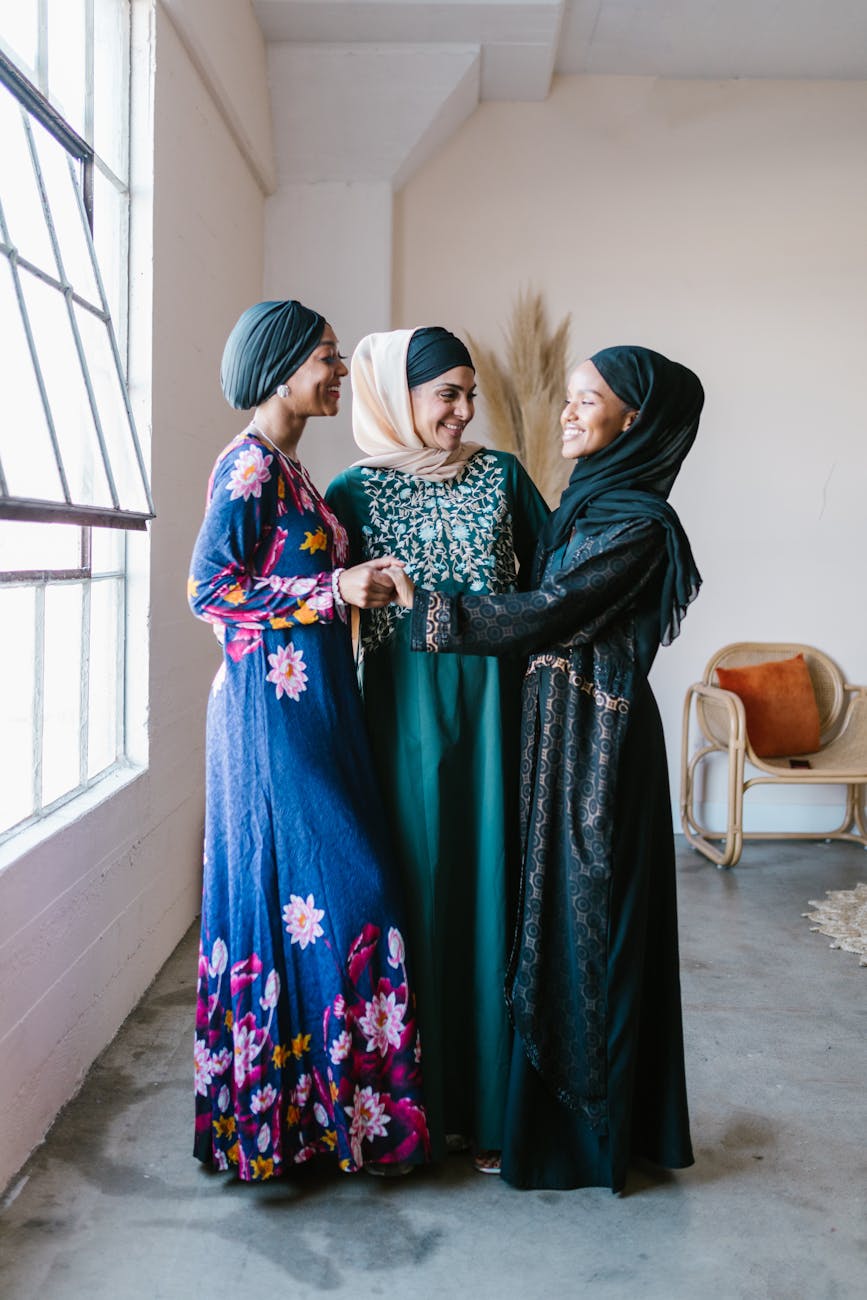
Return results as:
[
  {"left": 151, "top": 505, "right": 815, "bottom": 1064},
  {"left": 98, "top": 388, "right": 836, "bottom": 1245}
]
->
[
  {"left": 326, "top": 328, "right": 548, "bottom": 1167},
  {"left": 394, "top": 345, "right": 703, "bottom": 1191}
]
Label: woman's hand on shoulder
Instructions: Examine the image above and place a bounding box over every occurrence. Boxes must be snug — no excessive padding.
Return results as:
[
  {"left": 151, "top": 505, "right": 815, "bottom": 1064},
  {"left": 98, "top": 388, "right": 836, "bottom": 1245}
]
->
[{"left": 339, "top": 557, "right": 403, "bottom": 608}]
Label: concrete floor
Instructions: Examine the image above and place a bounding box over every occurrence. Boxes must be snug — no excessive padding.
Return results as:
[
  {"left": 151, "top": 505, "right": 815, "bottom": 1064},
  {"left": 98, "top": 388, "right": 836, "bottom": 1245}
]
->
[{"left": 1, "top": 840, "right": 865, "bottom": 1300}]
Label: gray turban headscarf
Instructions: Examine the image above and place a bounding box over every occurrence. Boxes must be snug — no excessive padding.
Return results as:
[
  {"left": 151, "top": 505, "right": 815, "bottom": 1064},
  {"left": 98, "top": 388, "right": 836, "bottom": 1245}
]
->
[{"left": 220, "top": 299, "right": 326, "bottom": 410}]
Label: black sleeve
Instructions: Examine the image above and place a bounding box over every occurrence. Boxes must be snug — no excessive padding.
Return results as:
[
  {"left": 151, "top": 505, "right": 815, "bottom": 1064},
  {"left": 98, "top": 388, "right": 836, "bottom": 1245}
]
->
[{"left": 411, "top": 518, "right": 664, "bottom": 658}]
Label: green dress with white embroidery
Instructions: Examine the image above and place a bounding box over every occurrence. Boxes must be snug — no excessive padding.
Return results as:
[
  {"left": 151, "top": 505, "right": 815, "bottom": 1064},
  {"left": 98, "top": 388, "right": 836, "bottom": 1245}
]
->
[{"left": 326, "top": 450, "right": 548, "bottom": 1158}]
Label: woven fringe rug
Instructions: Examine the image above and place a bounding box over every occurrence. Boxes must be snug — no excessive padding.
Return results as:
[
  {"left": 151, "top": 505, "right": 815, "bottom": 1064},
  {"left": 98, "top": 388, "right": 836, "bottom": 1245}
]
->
[{"left": 803, "top": 883, "right": 867, "bottom": 966}]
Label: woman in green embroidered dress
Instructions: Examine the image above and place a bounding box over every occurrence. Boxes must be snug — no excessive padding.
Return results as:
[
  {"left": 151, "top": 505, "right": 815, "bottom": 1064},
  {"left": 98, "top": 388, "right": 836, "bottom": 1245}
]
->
[{"left": 326, "top": 328, "right": 548, "bottom": 1168}]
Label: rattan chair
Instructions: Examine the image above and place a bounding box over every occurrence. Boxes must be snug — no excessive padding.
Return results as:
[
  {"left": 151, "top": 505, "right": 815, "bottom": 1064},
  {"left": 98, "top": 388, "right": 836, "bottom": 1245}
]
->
[{"left": 681, "top": 642, "right": 867, "bottom": 867}]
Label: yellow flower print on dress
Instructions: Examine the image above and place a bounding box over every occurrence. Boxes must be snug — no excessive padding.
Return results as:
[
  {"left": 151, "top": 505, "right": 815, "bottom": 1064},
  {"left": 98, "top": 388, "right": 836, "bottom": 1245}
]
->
[
  {"left": 223, "top": 584, "right": 247, "bottom": 605},
  {"left": 213, "top": 1115, "right": 236, "bottom": 1138},
  {"left": 187, "top": 576, "right": 199, "bottom": 599},
  {"left": 300, "top": 528, "right": 328, "bottom": 554},
  {"left": 291, "top": 1032, "right": 312, "bottom": 1059},
  {"left": 292, "top": 601, "right": 319, "bottom": 625},
  {"left": 250, "top": 1156, "right": 275, "bottom": 1180},
  {"left": 272, "top": 1044, "right": 290, "bottom": 1068}
]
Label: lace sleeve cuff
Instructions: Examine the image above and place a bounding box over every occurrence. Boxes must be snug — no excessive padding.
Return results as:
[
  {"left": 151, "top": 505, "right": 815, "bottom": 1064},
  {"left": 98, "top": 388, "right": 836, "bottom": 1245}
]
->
[{"left": 410, "top": 589, "right": 455, "bottom": 652}]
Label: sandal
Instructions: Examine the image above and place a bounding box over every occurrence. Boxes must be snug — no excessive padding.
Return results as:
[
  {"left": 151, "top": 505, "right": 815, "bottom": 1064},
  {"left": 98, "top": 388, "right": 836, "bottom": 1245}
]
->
[
  {"left": 364, "top": 1160, "right": 414, "bottom": 1178},
  {"left": 472, "top": 1150, "right": 501, "bottom": 1175}
]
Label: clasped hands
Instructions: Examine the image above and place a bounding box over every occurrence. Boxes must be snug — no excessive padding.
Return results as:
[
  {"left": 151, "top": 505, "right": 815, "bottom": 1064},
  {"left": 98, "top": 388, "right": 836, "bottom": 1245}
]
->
[{"left": 337, "top": 557, "right": 415, "bottom": 609}]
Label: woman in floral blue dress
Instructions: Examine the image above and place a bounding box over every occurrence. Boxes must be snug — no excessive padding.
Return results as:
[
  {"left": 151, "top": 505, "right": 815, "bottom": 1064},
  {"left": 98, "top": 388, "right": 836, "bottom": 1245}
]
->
[{"left": 188, "top": 299, "right": 430, "bottom": 1180}]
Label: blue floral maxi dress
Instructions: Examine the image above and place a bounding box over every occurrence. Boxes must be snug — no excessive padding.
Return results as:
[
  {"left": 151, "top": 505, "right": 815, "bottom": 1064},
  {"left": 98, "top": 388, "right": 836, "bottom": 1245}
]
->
[{"left": 188, "top": 431, "right": 429, "bottom": 1180}]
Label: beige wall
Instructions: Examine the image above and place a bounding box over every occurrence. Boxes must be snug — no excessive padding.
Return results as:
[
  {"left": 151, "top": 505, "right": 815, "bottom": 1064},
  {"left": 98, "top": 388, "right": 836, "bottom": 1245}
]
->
[
  {"left": 0, "top": 1, "right": 268, "bottom": 1192},
  {"left": 394, "top": 74, "right": 867, "bottom": 831}
]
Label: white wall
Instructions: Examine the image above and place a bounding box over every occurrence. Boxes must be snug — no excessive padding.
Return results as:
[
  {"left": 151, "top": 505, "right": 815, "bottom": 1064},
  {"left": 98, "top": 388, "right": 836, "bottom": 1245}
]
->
[
  {"left": 393, "top": 74, "right": 867, "bottom": 831},
  {"left": 0, "top": 0, "right": 270, "bottom": 1192}
]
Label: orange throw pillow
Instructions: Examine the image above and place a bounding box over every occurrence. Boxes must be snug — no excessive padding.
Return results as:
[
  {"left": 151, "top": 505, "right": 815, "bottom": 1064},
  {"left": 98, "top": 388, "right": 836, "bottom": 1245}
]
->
[{"left": 715, "top": 654, "right": 821, "bottom": 758}]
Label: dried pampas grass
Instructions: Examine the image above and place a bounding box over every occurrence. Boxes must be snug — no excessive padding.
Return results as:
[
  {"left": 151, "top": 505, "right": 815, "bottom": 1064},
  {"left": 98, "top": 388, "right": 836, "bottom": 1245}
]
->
[{"left": 468, "top": 291, "right": 571, "bottom": 507}]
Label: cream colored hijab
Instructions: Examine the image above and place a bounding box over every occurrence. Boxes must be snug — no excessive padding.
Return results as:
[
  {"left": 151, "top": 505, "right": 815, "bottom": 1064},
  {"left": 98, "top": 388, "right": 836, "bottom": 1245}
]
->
[{"left": 351, "top": 329, "right": 484, "bottom": 482}]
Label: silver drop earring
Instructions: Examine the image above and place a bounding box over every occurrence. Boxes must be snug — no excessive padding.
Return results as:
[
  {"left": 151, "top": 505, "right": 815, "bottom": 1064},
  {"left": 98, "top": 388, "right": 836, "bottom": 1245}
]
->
[{"left": 277, "top": 384, "right": 290, "bottom": 399}]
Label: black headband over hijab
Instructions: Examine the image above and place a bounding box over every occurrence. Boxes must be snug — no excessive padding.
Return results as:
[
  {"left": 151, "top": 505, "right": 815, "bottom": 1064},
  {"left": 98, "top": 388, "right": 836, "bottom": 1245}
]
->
[
  {"left": 542, "top": 345, "right": 704, "bottom": 645},
  {"left": 220, "top": 299, "right": 326, "bottom": 410},
  {"left": 406, "top": 327, "right": 474, "bottom": 389}
]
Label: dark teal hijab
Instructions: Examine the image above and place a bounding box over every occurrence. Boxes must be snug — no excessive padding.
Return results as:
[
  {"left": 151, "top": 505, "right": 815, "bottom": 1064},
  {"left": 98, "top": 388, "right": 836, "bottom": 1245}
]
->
[
  {"left": 543, "top": 345, "right": 704, "bottom": 645},
  {"left": 406, "top": 327, "right": 474, "bottom": 388},
  {"left": 220, "top": 299, "right": 325, "bottom": 410}
]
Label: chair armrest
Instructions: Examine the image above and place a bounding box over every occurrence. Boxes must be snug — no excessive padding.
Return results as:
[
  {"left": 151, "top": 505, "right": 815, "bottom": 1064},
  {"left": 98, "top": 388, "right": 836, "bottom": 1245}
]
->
[{"left": 686, "top": 681, "right": 747, "bottom": 750}]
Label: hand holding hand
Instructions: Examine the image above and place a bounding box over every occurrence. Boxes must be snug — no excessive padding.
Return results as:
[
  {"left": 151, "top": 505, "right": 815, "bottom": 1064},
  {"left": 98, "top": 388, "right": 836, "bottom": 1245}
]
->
[
  {"left": 338, "top": 556, "right": 404, "bottom": 609},
  {"left": 387, "top": 565, "right": 415, "bottom": 609}
]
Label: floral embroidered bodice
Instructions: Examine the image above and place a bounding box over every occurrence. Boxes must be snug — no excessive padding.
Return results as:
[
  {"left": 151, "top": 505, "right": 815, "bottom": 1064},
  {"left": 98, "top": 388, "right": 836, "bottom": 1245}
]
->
[{"left": 343, "top": 452, "right": 520, "bottom": 654}]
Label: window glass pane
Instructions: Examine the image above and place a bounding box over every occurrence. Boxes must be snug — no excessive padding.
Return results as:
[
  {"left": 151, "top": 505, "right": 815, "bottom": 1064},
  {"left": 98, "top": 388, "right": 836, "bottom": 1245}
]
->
[
  {"left": 29, "top": 119, "right": 100, "bottom": 303},
  {"left": 75, "top": 302, "right": 148, "bottom": 513},
  {"left": 47, "top": 0, "right": 87, "bottom": 140},
  {"left": 0, "top": 584, "right": 36, "bottom": 833},
  {"left": 91, "top": 523, "right": 123, "bottom": 574},
  {"left": 93, "top": 167, "right": 127, "bottom": 334},
  {"left": 0, "top": 87, "right": 58, "bottom": 275},
  {"left": 88, "top": 576, "right": 120, "bottom": 776},
  {"left": 93, "top": 0, "right": 129, "bottom": 179},
  {"left": 0, "top": 520, "right": 82, "bottom": 571},
  {"left": 0, "top": 1, "right": 39, "bottom": 80},
  {"left": 0, "top": 257, "right": 65, "bottom": 500},
  {"left": 42, "top": 581, "right": 83, "bottom": 804},
  {"left": 20, "top": 267, "right": 114, "bottom": 507}
]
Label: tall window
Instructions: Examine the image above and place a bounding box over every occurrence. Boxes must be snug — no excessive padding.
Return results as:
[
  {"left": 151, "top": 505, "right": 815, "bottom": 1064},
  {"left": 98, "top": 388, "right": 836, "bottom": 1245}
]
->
[{"left": 0, "top": 1, "right": 151, "bottom": 842}]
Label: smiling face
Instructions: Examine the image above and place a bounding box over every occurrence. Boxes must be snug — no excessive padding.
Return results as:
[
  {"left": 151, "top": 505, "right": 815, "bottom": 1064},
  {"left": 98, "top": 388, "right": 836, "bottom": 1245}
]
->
[
  {"left": 282, "top": 324, "right": 348, "bottom": 418},
  {"left": 409, "top": 366, "right": 476, "bottom": 452},
  {"left": 561, "top": 360, "right": 638, "bottom": 460}
]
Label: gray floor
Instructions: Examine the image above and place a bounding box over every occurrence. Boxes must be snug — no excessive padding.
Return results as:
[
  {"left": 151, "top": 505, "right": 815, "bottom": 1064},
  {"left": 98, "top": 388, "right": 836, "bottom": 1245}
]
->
[{"left": 2, "top": 840, "right": 865, "bottom": 1300}]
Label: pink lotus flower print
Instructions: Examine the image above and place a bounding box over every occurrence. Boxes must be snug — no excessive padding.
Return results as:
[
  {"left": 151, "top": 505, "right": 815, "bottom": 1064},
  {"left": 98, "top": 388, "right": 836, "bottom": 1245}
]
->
[
  {"left": 282, "top": 894, "right": 324, "bottom": 949},
  {"left": 259, "top": 969, "right": 280, "bottom": 1011},
  {"left": 387, "top": 927, "right": 405, "bottom": 970},
  {"left": 345, "top": 1085, "right": 391, "bottom": 1146},
  {"left": 211, "top": 1048, "right": 232, "bottom": 1076},
  {"left": 329, "top": 1030, "right": 352, "bottom": 1064},
  {"left": 194, "top": 1038, "right": 214, "bottom": 1095},
  {"left": 233, "top": 1013, "right": 266, "bottom": 1086},
  {"left": 294, "top": 1074, "right": 312, "bottom": 1106},
  {"left": 358, "top": 991, "right": 406, "bottom": 1056},
  {"left": 226, "top": 446, "right": 272, "bottom": 501},
  {"left": 251, "top": 1084, "right": 278, "bottom": 1114},
  {"left": 230, "top": 953, "right": 263, "bottom": 996},
  {"left": 209, "top": 937, "right": 228, "bottom": 978},
  {"left": 266, "top": 644, "right": 308, "bottom": 701},
  {"left": 333, "top": 995, "right": 345, "bottom": 1019}
]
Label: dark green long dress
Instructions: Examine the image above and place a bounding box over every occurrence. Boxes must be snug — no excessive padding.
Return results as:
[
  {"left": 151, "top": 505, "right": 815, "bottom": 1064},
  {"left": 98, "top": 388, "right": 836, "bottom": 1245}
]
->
[
  {"left": 327, "top": 449, "right": 548, "bottom": 1158},
  {"left": 411, "top": 516, "right": 694, "bottom": 1190}
]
